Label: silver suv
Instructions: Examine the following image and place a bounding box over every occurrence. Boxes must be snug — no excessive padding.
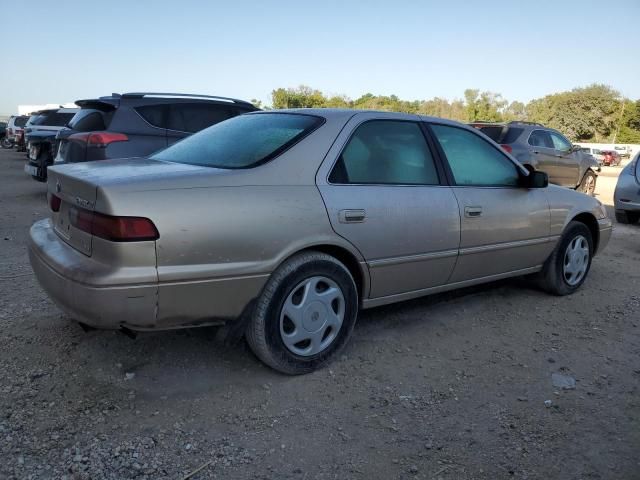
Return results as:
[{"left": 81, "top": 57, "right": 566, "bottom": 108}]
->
[{"left": 471, "top": 121, "right": 600, "bottom": 195}]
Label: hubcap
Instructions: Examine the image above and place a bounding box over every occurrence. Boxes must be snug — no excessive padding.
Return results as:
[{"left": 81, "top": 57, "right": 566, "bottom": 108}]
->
[
  {"left": 584, "top": 175, "right": 595, "bottom": 194},
  {"left": 279, "top": 276, "right": 345, "bottom": 357},
  {"left": 563, "top": 235, "right": 589, "bottom": 286}
]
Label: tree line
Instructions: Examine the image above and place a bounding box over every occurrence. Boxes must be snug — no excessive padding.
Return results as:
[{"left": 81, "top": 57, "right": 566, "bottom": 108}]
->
[{"left": 255, "top": 84, "right": 640, "bottom": 144}]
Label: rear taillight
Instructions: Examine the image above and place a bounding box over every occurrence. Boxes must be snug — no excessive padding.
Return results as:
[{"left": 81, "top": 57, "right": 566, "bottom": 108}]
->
[
  {"left": 69, "top": 206, "right": 159, "bottom": 242},
  {"left": 500, "top": 144, "right": 513, "bottom": 154},
  {"left": 49, "top": 194, "right": 61, "bottom": 212},
  {"left": 68, "top": 132, "right": 128, "bottom": 148},
  {"left": 7, "top": 128, "right": 12, "bottom": 135}
]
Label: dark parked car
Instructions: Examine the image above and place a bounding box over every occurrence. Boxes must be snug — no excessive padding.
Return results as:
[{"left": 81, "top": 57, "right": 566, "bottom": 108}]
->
[
  {"left": 601, "top": 150, "right": 622, "bottom": 167},
  {"left": 470, "top": 121, "right": 600, "bottom": 195},
  {"left": 24, "top": 108, "right": 79, "bottom": 181},
  {"left": 54, "top": 92, "right": 258, "bottom": 165},
  {"left": 0, "top": 121, "right": 6, "bottom": 140}
]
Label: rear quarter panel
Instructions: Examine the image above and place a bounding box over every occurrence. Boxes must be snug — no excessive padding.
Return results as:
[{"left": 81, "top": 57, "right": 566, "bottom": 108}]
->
[{"left": 99, "top": 184, "right": 364, "bottom": 328}]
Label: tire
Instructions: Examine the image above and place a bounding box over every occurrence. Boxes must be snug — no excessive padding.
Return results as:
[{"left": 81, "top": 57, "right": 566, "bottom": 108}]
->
[
  {"left": 1, "top": 138, "right": 12, "bottom": 149},
  {"left": 578, "top": 171, "right": 597, "bottom": 196},
  {"left": 538, "top": 221, "right": 593, "bottom": 296},
  {"left": 615, "top": 210, "right": 639, "bottom": 224},
  {"left": 246, "top": 251, "right": 358, "bottom": 375}
]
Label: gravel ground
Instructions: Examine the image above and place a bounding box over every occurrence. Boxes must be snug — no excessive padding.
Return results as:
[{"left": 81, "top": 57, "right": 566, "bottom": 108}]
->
[{"left": 1, "top": 148, "right": 639, "bottom": 480}]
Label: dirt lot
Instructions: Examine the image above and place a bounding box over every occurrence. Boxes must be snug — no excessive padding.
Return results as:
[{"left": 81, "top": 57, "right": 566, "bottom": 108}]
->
[{"left": 0, "top": 148, "right": 638, "bottom": 480}]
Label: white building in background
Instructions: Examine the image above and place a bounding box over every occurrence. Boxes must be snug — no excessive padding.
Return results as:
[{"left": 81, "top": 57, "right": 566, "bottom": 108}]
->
[{"left": 18, "top": 103, "right": 76, "bottom": 115}]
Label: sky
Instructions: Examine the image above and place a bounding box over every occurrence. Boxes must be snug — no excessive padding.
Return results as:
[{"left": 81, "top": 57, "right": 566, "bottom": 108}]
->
[{"left": 1, "top": 0, "right": 639, "bottom": 114}]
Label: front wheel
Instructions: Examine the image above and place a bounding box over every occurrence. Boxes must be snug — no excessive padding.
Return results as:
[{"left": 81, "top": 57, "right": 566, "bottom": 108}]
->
[
  {"left": 246, "top": 251, "right": 359, "bottom": 375},
  {"left": 538, "top": 221, "right": 593, "bottom": 296},
  {"left": 578, "top": 171, "right": 597, "bottom": 196},
  {"left": 1, "top": 138, "right": 13, "bottom": 149}
]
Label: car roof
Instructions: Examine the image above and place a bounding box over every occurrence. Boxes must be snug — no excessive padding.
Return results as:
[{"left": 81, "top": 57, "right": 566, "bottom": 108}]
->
[
  {"left": 257, "top": 108, "right": 466, "bottom": 127},
  {"left": 75, "top": 92, "right": 256, "bottom": 109}
]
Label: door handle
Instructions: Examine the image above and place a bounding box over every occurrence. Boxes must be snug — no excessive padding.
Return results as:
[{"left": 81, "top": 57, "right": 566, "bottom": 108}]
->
[
  {"left": 533, "top": 150, "right": 540, "bottom": 154},
  {"left": 339, "top": 209, "right": 366, "bottom": 223},
  {"left": 464, "top": 206, "right": 483, "bottom": 218}
]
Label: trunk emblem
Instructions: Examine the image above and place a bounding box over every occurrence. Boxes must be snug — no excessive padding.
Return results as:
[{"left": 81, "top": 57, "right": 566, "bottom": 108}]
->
[{"left": 75, "top": 197, "right": 93, "bottom": 209}]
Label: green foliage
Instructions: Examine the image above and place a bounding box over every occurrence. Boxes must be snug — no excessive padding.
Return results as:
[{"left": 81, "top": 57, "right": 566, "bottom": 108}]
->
[
  {"left": 526, "top": 84, "right": 621, "bottom": 142},
  {"left": 268, "top": 84, "right": 640, "bottom": 143},
  {"left": 617, "top": 100, "right": 640, "bottom": 143}
]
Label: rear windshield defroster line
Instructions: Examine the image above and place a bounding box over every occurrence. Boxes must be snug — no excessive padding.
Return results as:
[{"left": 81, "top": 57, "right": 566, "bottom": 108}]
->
[{"left": 151, "top": 113, "right": 325, "bottom": 169}]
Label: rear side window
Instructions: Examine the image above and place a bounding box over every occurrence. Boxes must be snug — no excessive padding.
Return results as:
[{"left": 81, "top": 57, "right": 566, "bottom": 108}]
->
[
  {"left": 68, "top": 110, "right": 108, "bottom": 131},
  {"left": 329, "top": 121, "right": 440, "bottom": 185},
  {"left": 528, "top": 130, "right": 554, "bottom": 148},
  {"left": 166, "top": 103, "right": 232, "bottom": 133},
  {"left": 151, "top": 113, "right": 322, "bottom": 169},
  {"left": 431, "top": 124, "right": 519, "bottom": 187},
  {"left": 135, "top": 105, "right": 166, "bottom": 128}
]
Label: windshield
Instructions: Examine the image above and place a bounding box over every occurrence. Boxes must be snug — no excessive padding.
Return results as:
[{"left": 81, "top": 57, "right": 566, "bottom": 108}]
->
[
  {"left": 14, "top": 117, "right": 28, "bottom": 127},
  {"left": 151, "top": 113, "right": 323, "bottom": 169}
]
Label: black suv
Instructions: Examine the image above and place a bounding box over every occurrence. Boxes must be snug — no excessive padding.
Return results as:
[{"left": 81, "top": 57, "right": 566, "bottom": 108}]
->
[
  {"left": 54, "top": 92, "right": 258, "bottom": 165},
  {"left": 24, "top": 108, "right": 79, "bottom": 181},
  {"left": 470, "top": 121, "right": 600, "bottom": 195}
]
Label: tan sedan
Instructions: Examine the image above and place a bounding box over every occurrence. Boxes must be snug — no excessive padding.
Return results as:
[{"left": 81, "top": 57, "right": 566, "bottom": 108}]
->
[{"left": 29, "top": 110, "right": 612, "bottom": 374}]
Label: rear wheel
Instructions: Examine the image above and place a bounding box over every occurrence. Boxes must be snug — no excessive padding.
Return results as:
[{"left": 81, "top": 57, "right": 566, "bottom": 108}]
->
[
  {"left": 1, "top": 138, "right": 12, "bottom": 149},
  {"left": 615, "top": 210, "right": 639, "bottom": 224},
  {"left": 578, "top": 171, "right": 597, "bottom": 196},
  {"left": 538, "top": 221, "right": 593, "bottom": 296},
  {"left": 246, "top": 251, "right": 358, "bottom": 375}
]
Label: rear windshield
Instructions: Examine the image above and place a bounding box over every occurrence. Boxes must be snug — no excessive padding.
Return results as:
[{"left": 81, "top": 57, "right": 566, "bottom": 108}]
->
[
  {"left": 477, "top": 126, "right": 523, "bottom": 144},
  {"left": 39, "top": 112, "right": 75, "bottom": 127},
  {"left": 151, "top": 113, "right": 324, "bottom": 169},
  {"left": 27, "top": 115, "right": 45, "bottom": 126},
  {"left": 14, "top": 117, "right": 28, "bottom": 127},
  {"left": 68, "top": 109, "right": 109, "bottom": 131}
]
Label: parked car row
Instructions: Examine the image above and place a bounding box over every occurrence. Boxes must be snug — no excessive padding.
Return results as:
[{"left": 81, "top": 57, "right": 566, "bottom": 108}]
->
[{"left": 25, "top": 106, "right": 613, "bottom": 374}]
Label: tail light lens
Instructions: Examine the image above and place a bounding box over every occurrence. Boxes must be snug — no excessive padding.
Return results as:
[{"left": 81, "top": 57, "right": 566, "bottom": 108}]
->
[
  {"left": 49, "top": 194, "right": 61, "bottom": 212},
  {"left": 500, "top": 144, "right": 513, "bottom": 154},
  {"left": 68, "top": 132, "right": 128, "bottom": 148},
  {"left": 69, "top": 206, "right": 159, "bottom": 242}
]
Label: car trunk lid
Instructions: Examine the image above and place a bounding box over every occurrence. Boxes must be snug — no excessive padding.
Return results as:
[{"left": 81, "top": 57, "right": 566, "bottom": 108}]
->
[{"left": 47, "top": 159, "right": 210, "bottom": 256}]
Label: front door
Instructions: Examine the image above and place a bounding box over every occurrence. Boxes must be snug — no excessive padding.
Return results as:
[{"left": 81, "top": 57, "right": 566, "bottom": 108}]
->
[
  {"left": 429, "top": 123, "right": 552, "bottom": 283},
  {"left": 317, "top": 116, "right": 460, "bottom": 299},
  {"left": 527, "top": 129, "right": 564, "bottom": 184},
  {"left": 549, "top": 131, "right": 580, "bottom": 187}
]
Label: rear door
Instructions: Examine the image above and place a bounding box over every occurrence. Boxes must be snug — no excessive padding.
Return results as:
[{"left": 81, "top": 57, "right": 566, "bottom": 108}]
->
[
  {"left": 429, "top": 123, "right": 551, "bottom": 283},
  {"left": 317, "top": 114, "right": 460, "bottom": 299}
]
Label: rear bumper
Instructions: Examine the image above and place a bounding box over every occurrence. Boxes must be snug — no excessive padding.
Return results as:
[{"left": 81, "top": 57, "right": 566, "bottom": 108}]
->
[
  {"left": 28, "top": 219, "right": 158, "bottom": 329},
  {"left": 28, "top": 218, "right": 269, "bottom": 331}
]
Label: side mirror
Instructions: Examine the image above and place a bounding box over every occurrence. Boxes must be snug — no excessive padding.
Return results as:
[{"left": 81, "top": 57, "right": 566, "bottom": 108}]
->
[{"left": 526, "top": 170, "right": 548, "bottom": 188}]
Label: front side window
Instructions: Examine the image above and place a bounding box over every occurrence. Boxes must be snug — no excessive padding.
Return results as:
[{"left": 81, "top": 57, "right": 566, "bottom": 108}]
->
[
  {"left": 550, "top": 132, "right": 572, "bottom": 152},
  {"left": 528, "top": 130, "right": 554, "bottom": 148},
  {"left": 329, "top": 121, "right": 439, "bottom": 185},
  {"left": 151, "top": 113, "right": 322, "bottom": 169},
  {"left": 430, "top": 124, "right": 519, "bottom": 187}
]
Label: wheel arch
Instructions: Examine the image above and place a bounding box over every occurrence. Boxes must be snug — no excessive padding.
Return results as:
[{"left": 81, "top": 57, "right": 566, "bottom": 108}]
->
[
  {"left": 284, "top": 243, "right": 370, "bottom": 304},
  {"left": 569, "top": 212, "right": 599, "bottom": 254}
]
